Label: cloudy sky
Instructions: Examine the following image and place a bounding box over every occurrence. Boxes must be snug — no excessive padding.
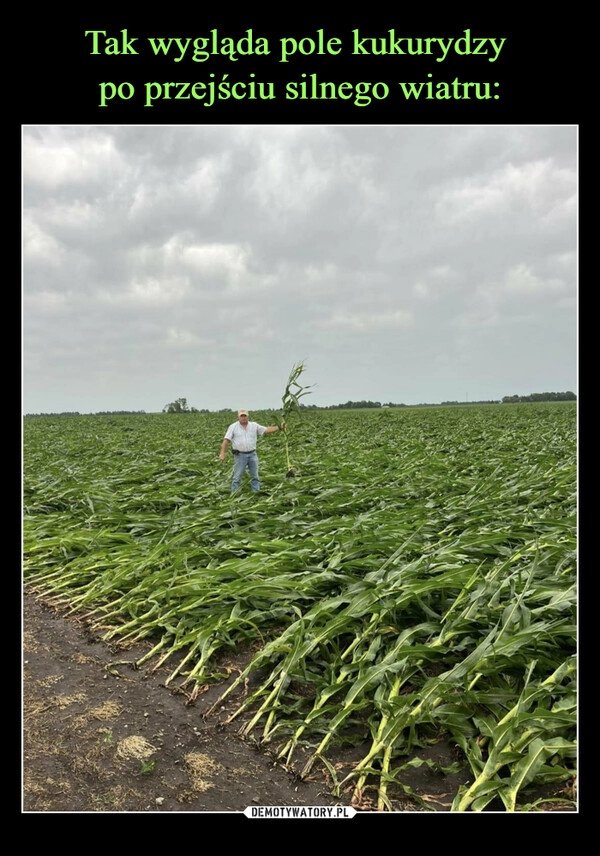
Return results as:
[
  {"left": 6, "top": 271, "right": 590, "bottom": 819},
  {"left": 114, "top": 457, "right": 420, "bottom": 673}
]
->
[{"left": 22, "top": 124, "right": 577, "bottom": 414}]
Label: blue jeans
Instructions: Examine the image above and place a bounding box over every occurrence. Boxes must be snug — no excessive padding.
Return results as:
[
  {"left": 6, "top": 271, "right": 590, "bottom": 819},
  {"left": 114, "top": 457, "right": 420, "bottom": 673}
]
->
[{"left": 231, "top": 451, "right": 260, "bottom": 492}]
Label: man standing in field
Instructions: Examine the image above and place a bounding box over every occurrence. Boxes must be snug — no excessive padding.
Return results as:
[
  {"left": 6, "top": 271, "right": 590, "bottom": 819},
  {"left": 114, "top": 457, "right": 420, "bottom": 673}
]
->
[{"left": 219, "top": 409, "right": 286, "bottom": 493}]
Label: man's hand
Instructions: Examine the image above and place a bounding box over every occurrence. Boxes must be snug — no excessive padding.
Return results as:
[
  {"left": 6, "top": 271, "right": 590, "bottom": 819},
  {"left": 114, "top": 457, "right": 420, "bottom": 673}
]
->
[{"left": 219, "top": 451, "right": 226, "bottom": 461}]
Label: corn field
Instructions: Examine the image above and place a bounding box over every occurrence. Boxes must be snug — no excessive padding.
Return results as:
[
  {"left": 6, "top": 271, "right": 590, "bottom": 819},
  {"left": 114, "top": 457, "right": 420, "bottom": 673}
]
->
[{"left": 22, "top": 403, "right": 577, "bottom": 811}]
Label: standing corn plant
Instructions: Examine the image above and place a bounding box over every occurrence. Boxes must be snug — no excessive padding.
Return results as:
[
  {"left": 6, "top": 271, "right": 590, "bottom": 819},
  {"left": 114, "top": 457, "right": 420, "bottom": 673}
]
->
[{"left": 279, "top": 361, "right": 313, "bottom": 477}]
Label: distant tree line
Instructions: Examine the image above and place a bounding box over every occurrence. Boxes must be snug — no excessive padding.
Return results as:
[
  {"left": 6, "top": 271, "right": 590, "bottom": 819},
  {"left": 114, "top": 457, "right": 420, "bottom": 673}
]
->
[
  {"left": 303, "top": 392, "right": 577, "bottom": 409},
  {"left": 95, "top": 410, "right": 148, "bottom": 416},
  {"left": 439, "top": 400, "right": 499, "bottom": 406},
  {"left": 320, "top": 400, "right": 387, "bottom": 410},
  {"left": 501, "top": 392, "right": 576, "bottom": 403},
  {"left": 24, "top": 391, "right": 577, "bottom": 418},
  {"left": 24, "top": 410, "right": 147, "bottom": 417},
  {"left": 162, "top": 397, "right": 204, "bottom": 413},
  {"left": 303, "top": 399, "right": 498, "bottom": 409}
]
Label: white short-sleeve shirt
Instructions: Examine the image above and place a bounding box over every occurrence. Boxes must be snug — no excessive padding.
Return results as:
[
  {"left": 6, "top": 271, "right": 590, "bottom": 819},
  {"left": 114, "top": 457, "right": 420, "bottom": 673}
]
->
[{"left": 224, "top": 421, "right": 266, "bottom": 452}]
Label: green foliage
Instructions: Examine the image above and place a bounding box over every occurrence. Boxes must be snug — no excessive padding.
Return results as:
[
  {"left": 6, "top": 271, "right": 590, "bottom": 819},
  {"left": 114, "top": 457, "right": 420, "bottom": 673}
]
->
[
  {"left": 23, "top": 403, "right": 577, "bottom": 812},
  {"left": 279, "top": 361, "right": 313, "bottom": 475},
  {"left": 280, "top": 361, "right": 313, "bottom": 421},
  {"left": 163, "top": 397, "right": 198, "bottom": 413},
  {"left": 502, "top": 392, "right": 577, "bottom": 404}
]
